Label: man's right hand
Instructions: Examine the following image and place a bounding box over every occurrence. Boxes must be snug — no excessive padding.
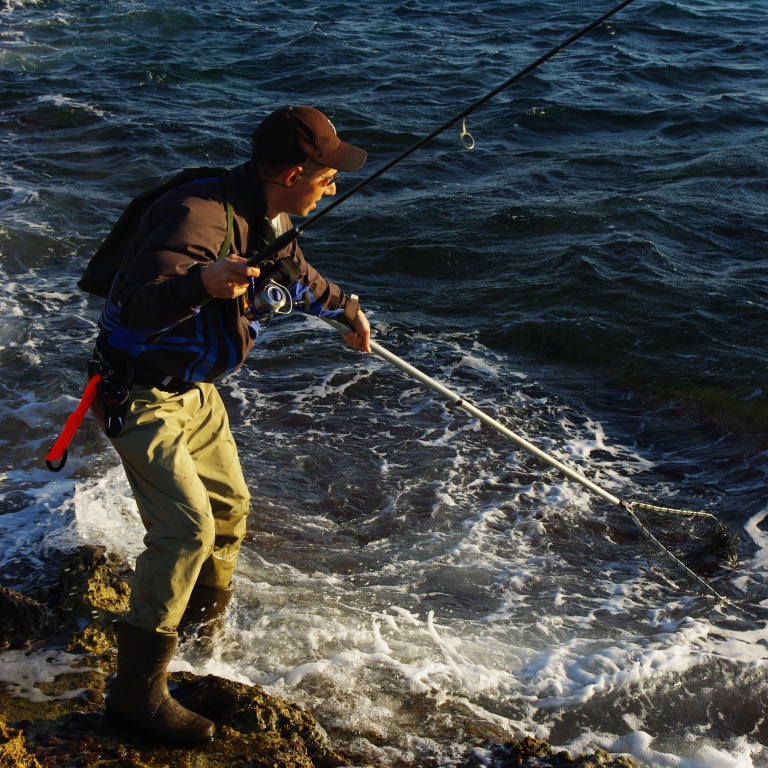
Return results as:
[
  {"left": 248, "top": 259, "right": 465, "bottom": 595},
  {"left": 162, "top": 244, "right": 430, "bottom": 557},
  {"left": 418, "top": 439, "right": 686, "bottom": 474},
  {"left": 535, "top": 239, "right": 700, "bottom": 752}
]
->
[{"left": 200, "top": 255, "right": 261, "bottom": 299}]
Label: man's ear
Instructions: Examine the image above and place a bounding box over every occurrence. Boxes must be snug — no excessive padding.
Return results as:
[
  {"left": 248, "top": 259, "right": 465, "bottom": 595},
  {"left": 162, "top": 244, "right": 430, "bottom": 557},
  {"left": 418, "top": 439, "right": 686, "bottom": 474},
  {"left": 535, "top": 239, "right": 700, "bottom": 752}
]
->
[{"left": 284, "top": 165, "right": 304, "bottom": 187}]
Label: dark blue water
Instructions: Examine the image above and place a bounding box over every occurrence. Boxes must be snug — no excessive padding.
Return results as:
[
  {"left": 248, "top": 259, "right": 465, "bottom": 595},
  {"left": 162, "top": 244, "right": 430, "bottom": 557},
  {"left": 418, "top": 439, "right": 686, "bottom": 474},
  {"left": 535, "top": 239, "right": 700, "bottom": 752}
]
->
[{"left": 1, "top": 1, "right": 767, "bottom": 766}]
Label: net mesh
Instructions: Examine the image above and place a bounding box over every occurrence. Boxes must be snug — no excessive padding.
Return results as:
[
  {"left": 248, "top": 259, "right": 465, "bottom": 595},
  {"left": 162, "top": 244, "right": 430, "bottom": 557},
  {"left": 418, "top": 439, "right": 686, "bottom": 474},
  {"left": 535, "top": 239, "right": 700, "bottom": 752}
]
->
[{"left": 628, "top": 501, "right": 738, "bottom": 599}]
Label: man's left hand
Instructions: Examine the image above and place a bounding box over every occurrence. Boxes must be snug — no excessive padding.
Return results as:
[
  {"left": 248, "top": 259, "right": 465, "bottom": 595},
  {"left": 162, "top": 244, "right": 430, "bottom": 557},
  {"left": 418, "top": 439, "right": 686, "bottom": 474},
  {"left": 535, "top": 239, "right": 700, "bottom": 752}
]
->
[{"left": 342, "top": 310, "right": 371, "bottom": 353}]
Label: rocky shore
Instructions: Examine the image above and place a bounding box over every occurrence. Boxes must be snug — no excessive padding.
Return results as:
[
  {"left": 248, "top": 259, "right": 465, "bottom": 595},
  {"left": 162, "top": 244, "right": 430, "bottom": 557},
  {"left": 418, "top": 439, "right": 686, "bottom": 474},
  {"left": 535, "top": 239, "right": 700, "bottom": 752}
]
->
[{"left": 0, "top": 545, "right": 642, "bottom": 768}]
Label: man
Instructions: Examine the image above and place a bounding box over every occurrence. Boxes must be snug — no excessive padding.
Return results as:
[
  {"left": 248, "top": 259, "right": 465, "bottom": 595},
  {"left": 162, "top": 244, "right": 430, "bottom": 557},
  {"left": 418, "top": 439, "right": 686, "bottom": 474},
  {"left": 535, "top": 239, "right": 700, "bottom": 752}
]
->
[{"left": 95, "top": 106, "right": 371, "bottom": 745}]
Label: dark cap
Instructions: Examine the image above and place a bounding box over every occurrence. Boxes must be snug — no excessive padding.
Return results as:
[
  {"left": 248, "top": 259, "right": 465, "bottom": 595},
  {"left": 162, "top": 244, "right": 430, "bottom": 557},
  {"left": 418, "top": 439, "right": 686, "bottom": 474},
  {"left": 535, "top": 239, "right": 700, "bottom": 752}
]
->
[{"left": 252, "top": 105, "right": 367, "bottom": 172}]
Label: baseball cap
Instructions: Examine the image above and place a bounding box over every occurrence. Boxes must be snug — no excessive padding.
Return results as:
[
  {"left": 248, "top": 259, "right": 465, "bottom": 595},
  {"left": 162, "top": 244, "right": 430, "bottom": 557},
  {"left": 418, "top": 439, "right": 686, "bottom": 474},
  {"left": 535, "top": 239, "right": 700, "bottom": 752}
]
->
[{"left": 252, "top": 105, "right": 367, "bottom": 172}]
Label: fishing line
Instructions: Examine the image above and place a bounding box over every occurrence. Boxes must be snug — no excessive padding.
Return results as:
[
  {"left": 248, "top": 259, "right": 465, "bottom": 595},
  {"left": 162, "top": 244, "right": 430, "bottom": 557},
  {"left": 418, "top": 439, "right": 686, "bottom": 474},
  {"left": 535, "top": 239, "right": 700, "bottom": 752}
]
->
[
  {"left": 247, "top": 0, "right": 638, "bottom": 267},
  {"left": 322, "top": 318, "right": 736, "bottom": 602}
]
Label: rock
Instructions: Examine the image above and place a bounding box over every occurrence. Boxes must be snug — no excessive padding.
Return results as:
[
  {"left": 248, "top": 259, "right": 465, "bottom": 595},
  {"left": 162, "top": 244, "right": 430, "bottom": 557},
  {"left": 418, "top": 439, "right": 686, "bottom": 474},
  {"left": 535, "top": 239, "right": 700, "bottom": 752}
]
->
[
  {"left": 1, "top": 676, "right": 356, "bottom": 768},
  {"left": 46, "top": 544, "right": 130, "bottom": 654},
  {"left": 172, "top": 673, "right": 351, "bottom": 767},
  {"left": 455, "top": 737, "right": 640, "bottom": 767},
  {"left": 0, "top": 545, "right": 128, "bottom": 653},
  {"left": 0, "top": 587, "right": 57, "bottom": 650},
  {"left": 0, "top": 546, "right": 365, "bottom": 768}
]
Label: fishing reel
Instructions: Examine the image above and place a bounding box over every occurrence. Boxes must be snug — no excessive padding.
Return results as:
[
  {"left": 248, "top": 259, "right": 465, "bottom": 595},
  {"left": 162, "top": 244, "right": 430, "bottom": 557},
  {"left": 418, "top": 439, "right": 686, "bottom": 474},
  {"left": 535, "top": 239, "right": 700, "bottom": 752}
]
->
[{"left": 245, "top": 278, "right": 294, "bottom": 322}]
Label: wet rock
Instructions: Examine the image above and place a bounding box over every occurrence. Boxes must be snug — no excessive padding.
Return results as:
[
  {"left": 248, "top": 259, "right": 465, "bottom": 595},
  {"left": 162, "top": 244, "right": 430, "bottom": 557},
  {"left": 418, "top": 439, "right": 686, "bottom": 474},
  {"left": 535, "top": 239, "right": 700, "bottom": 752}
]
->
[
  {"left": 0, "top": 587, "right": 57, "bottom": 650},
  {"left": 50, "top": 545, "right": 131, "bottom": 618},
  {"left": 46, "top": 545, "right": 130, "bottom": 654},
  {"left": 1, "top": 677, "right": 356, "bottom": 768},
  {"left": 454, "top": 737, "right": 641, "bottom": 767},
  {"left": 0, "top": 546, "right": 362, "bottom": 768},
  {"left": 172, "top": 673, "right": 351, "bottom": 767}
]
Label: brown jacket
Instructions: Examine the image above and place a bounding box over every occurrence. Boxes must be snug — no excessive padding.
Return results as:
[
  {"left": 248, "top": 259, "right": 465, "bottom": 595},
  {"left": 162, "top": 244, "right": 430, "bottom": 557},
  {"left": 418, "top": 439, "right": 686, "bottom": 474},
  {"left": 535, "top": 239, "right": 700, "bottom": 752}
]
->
[{"left": 96, "top": 162, "right": 358, "bottom": 385}]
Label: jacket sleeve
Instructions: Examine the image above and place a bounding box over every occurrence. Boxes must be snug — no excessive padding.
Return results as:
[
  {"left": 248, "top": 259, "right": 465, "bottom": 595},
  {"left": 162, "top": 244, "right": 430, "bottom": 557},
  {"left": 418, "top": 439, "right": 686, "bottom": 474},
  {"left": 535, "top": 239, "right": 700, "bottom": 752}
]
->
[
  {"left": 110, "top": 191, "right": 223, "bottom": 329},
  {"left": 272, "top": 215, "right": 360, "bottom": 326}
]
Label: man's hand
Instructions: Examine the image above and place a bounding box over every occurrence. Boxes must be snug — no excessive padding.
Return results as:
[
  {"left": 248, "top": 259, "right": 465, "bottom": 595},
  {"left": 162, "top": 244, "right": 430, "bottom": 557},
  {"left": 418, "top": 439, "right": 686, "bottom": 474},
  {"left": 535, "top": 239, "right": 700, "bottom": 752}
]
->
[
  {"left": 200, "top": 255, "right": 261, "bottom": 299},
  {"left": 341, "top": 310, "right": 371, "bottom": 353}
]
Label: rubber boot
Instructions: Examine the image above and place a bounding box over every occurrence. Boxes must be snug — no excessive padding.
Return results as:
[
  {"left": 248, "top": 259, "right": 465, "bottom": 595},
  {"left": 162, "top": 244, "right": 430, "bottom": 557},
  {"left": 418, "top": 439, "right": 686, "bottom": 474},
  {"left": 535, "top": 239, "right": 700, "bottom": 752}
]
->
[
  {"left": 179, "top": 583, "right": 234, "bottom": 652},
  {"left": 106, "top": 621, "right": 215, "bottom": 746}
]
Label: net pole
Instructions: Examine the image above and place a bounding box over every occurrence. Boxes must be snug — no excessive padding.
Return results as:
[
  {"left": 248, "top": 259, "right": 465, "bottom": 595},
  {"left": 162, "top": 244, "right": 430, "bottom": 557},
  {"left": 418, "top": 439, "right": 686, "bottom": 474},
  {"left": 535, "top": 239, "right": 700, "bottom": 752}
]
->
[{"left": 322, "top": 319, "right": 727, "bottom": 601}]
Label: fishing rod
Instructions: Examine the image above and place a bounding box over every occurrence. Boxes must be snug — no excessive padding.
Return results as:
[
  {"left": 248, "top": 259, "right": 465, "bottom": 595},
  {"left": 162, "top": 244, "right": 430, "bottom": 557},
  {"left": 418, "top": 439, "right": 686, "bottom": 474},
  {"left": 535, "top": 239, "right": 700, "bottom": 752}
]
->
[
  {"left": 322, "top": 318, "right": 734, "bottom": 602},
  {"left": 45, "top": 0, "right": 639, "bottom": 467},
  {"left": 247, "top": 0, "right": 638, "bottom": 267}
]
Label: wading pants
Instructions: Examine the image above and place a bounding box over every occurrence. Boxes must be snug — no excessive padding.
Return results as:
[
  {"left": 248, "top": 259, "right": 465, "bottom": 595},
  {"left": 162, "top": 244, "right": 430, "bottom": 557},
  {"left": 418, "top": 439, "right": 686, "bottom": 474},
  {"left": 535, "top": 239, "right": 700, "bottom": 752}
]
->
[{"left": 108, "top": 383, "right": 250, "bottom": 635}]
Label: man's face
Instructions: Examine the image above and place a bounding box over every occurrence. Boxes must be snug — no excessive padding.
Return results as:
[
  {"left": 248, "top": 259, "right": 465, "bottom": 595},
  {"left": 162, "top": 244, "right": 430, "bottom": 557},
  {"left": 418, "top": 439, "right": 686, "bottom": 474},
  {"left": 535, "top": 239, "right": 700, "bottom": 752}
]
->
[{"left": 286, "top": 166, "right": 339, "bottom": 217}]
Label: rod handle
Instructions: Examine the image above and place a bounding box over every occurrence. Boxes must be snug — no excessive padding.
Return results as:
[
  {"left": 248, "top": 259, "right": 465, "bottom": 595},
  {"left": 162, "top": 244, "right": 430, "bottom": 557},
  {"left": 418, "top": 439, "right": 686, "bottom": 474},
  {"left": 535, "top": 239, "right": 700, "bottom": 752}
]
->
[{"left": 246, "top": 226, "right": 301, "bottom": 267}]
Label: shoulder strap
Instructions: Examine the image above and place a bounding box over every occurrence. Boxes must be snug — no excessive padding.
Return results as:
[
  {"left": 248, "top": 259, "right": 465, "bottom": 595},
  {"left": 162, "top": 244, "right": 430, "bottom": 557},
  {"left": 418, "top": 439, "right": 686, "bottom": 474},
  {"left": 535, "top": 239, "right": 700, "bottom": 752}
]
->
[{"left": 217, "top": 200, "right": 234, "bottom": 260}]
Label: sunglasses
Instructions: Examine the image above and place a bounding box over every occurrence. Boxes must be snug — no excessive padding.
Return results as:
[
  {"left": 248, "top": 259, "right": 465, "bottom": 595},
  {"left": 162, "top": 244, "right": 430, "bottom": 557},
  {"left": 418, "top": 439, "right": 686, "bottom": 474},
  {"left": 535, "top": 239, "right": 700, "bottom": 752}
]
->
[{"left": 316, "top": 172, "right": 339, "bottom": 187}]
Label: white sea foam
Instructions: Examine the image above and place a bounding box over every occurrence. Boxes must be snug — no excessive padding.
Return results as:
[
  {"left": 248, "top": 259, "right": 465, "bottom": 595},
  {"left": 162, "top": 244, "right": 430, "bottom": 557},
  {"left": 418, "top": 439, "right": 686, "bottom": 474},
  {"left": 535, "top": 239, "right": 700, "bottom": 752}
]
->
[
  {"left": 0, "top": 0, "right": 43, "bottom": 16},
  {"left": 35, "top": 94, "right": 105, "bottom": 119},
  {"left": 3, "top": 339, "right": 767, "bottom": 767},
  {"left": 0, "top": 341, "right": 761, "bottom": 760},
  {"left": 571, "top": 729, "right": 762, "bottom": 768},
  {"left": 0, "top": 649, "right": 103, "bottom": 703},
  {"left": 72, "top": 466, "right": 144, "bottom": 562}
]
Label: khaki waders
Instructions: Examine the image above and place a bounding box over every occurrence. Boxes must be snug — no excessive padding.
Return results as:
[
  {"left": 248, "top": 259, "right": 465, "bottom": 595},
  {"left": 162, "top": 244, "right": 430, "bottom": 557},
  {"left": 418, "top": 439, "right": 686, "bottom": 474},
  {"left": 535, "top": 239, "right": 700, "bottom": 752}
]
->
[
  {"left": 103, "top": 382, "right": 250, "bottom": 745},
  {"left": 109, "top": 382, "right": 250, "bottom": 634}
]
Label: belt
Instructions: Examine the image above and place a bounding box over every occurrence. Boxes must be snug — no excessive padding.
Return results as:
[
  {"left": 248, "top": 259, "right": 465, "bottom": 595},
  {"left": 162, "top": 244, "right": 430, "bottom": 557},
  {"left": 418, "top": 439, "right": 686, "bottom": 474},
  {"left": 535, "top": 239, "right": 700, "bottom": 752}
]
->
[
  {"left": 135, "top": 377, "right": 194, "bottom": 394},
  {"left": 94, "top": 343, "right": 193, "bottom": 394}
]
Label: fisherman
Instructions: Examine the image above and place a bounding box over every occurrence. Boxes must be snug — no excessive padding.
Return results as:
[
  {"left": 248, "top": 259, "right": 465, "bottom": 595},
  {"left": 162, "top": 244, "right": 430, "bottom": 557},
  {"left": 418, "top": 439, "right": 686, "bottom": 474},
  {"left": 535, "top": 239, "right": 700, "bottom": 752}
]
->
[{"left": 94, "top": 106, "right": 371, "bottom": 745}]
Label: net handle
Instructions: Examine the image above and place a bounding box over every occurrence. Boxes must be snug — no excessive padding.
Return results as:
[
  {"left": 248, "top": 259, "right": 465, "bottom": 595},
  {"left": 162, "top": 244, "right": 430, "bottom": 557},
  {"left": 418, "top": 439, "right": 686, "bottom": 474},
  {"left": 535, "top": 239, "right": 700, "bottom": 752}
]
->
[{"left": 322, "top": 319, "right": 728, "bottom": 601}]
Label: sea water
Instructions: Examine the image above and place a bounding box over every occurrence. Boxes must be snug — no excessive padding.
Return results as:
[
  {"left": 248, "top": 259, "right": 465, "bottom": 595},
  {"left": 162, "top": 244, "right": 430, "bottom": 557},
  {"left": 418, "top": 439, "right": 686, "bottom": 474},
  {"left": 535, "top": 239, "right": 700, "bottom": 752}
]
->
[{"left": 1, "top": 0, "right": 767, "bottom": 766}]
